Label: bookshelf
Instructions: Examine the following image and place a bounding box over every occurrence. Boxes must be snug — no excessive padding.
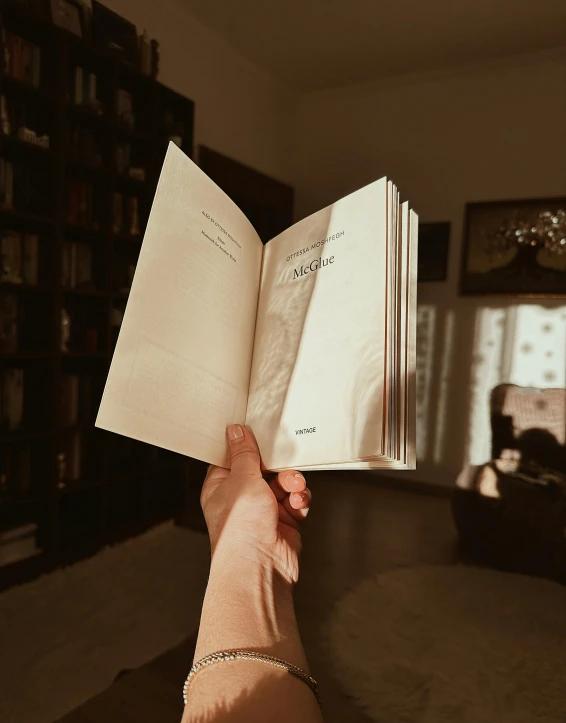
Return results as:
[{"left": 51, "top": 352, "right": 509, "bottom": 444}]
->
[{"left": 0, "top": 4, "right": 195, "bottom": 590}]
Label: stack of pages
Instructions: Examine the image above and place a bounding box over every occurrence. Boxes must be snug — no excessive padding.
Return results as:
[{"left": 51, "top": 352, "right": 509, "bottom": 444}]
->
[{"left": 96, "top": 143, "right": 417, "bottom": 471}]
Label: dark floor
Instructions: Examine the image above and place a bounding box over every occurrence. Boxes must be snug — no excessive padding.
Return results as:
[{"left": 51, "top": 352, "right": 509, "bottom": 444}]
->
[{"left": 57, "top": 474, "right": 457, "bottom": 723}]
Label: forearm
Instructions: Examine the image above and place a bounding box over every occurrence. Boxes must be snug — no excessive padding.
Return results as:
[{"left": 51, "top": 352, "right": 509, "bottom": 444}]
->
[{"left": 182, "top": 543, "right": 322, "bottom": 722}]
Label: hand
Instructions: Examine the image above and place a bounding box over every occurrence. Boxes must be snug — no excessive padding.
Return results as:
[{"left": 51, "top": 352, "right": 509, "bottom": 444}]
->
[{"left": 201, "top": 424, "right": 312, "bottom": 584}]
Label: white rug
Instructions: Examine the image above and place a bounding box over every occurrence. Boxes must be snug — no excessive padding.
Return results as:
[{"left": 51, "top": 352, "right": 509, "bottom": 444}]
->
[
  {"left": 0, "top": 522, "right": 210, "bottom": 723},
  {"left": 327, "top": 566, "right": 566, "bottom": 723}
]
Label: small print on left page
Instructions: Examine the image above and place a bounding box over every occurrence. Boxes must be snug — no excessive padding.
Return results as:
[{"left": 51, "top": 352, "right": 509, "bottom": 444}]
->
[{"left": 96, "top": 144, "right": 263, "bottom": 467}]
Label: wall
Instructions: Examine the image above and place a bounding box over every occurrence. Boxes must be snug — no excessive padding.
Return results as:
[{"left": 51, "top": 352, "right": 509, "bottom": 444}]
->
[
  {"left": 100, "top": 0, "right": 294, "bottom": 183},
  {"left": 294, "top": 50, "right": 566, "bottom": 485}
]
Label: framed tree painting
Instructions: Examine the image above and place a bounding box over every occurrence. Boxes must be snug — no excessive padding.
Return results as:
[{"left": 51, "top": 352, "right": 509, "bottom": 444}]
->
[
  {"left": 460, "top": 197, "right": 566, "bottom": 297},
  {"left": 418, "top": 222, "right": 450, "bottom": 282}
]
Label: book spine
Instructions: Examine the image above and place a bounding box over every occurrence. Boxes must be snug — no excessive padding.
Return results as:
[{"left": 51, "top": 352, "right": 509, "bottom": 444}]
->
[
  {"left": 22, "top": 233, "right": 39, "bottom": 285},
  {"left": 13, "top": 35, "right": 22, "bottom": 80},
  {"left": 88, "top": 73, "right": 96, "bottom": 104},
  {"left": 31, "top": 44, "right": 40, "bottom": 88},
  {"left": 5, "top": 161, "right": 13, "bottom": 208},
  {"left": 74, "top": 66, "right": 83, "bottom": 104},
  {"left": 22, "top": 41, "right": 32, "bottom": 85}
]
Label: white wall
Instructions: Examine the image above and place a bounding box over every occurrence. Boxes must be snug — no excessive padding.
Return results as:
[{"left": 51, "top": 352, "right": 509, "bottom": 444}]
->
[
  {"left": 294, "top": 50, "right": 566, "bottom": 485},
  {"left": 101, "top": 0, "right": 294, "bottom": 183}
]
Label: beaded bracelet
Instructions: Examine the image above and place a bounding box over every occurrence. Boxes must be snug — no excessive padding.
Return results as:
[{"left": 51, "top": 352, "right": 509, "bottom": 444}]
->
[{"left": 183, "top": 650, "right": 321, "bottom": 707}]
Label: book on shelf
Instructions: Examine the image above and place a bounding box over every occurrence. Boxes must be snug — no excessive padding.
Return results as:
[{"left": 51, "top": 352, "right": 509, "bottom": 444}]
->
[
  {"left": 0, "top": 159, "right": 14, "bottom": 208},
  {"left": 2, "top": 30, "right": 41, "bottom": 87},
  {"left": 72, "top": 66, "right": 99, "bottom": 107},
  {"left": 117, "top": 89, "right": 134, "bottom": 127},
  {"left": 0, "top": 368, "right": 24, "bottom": 430},
  {"left": 1, "top": 231, "right": 23, "bottom": 283},
  {"left": 0, "top": 293, "right": 18, "bottom": 353},
  {"left": 62, "top": 241, "right": 92, "bottom": 289},
  {"left": 62, "top": 430, "right": 81, "bottom": 481},
  {"left": 97, "top": 143, "right": 418, "bottom": 471},
  {"left": 1, "top": 231, "right": 39, "bottom": 285}
]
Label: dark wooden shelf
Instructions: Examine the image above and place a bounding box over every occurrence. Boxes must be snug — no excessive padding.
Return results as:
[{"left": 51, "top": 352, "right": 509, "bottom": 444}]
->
[
  {"left": 111, "top": 233, "right": 142, "bottom": 243},
  {"left": 67, "top": 103, "right": 113, "bottom": 128},
  {"left": 0, "top": 282, "right": 53, "bottom": 294},
  {"left": 1, "top": 74, "right": 55, "bottom": 104},
  {"left": 66, "top": 159, "right": 111, "bottom": 177},
  {"left": 116, "top": 124, "right": 152, "bottom": 143},
  {"left": 0, "top": 429, "right": 53, "bottom": 442},
  {"left": 62, "top": 287, "right": 111, "bottom": 298},
  {"left": 0, "top": 7, "right": 195, "bottom": 592},
  {"left": 62, "top": 351, "right": 110, "bottom": 358},
  {"left": 0, "top": 351, "right": 54, "bottom": 359},
  {"left": 65, "top": 223, "right": 107, "bottom": 240},
  {"left": 0, "top": 134, "right": 56, "bottom": 159},
  {"left": 0, "top": 493, "right": 50, "bottom": 509},
  {"left": 0, "top": 207, "right": 54, "bottom": 225}
]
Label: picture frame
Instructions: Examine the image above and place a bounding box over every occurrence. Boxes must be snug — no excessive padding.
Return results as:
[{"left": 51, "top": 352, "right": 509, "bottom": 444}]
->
[
  {"left": 460, "top": 197, "right": 566, "bottom": 297},
  {"left": 50, "top": 0, "right": 82, "bottom": 37},
  {"left": 417, "top": 222, "right": 450, "bottom": 282}
]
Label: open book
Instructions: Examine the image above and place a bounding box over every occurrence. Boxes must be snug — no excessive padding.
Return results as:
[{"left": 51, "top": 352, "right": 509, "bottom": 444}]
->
[{"left": 96, "top": 143, "right": 418, "bottom": 471}]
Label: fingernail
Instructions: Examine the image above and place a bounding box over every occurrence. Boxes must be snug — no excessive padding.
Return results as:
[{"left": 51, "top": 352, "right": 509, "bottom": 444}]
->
[
  {"left": 227, "top": 424, "right": 244, "bottom": 441},
  {"left": 294, "top": 472, "right": 305, "bottom": 482}
]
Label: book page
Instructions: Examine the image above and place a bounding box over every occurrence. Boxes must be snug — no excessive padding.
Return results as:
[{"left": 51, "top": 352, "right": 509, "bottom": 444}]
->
[
  {"left": 246, "top": 180, "right": 388, "bottom": 470},
  {"left": 96, "top": 144, "right": 263, "bottom": 467}
]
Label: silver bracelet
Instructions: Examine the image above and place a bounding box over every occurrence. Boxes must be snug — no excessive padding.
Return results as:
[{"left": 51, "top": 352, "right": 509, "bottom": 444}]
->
[{"left": 183, "top": 649, "right": 321, "bottom": 707}]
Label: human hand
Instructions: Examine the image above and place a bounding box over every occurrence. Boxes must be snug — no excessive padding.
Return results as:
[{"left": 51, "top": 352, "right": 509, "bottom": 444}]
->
[{"left": 200, "top": 424, "right": 312, "bottom": 584}]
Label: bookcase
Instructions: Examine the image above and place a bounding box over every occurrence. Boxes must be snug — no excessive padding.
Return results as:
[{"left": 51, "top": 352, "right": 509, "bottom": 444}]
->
[{"left": 0, "top": 5, "right": 195, "bottom": 590}]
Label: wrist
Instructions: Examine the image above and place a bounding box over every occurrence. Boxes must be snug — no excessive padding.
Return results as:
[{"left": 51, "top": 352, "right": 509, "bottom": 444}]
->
[
  {"left": 210, "top": 539, "right": 294, "bottom": 596},
  {"left": 196, "top": 540, "right": 307, "bottom": 671}
]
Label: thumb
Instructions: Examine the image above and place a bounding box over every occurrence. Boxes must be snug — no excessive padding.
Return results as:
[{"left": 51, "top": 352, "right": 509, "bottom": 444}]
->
[{"left": 227, "top": 424, "right": 261, "bottom": 474}]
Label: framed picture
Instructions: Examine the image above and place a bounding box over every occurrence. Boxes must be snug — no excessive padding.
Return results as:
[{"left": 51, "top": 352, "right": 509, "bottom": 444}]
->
[
  {"left": 460, "top": 197, "right": 566, "bottom": 297},
  {"left": 418, "top": 222, "right": 450, "bottom": 282},
  {"left": 50, "top": 0, "right": 82, "bottom": 37}
]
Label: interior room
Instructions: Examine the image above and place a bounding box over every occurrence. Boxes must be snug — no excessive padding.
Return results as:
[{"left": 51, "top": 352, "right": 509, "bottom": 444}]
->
[{"left": 0, "top": 1, "right": 565, "bottom": 721}]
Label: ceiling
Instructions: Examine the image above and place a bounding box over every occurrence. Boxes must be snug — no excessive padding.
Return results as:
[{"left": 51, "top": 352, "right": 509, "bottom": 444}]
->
[{"left": 181, "top": 0, "right": 566, "bottom": 90}]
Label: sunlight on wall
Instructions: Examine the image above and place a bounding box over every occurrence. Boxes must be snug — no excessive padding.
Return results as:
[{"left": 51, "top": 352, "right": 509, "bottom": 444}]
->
[
  {"left": 416, "top": 305, "right": 436, "bottom": 460},
  {"left": 434, "top": 311, "right": 455, "bottom": 464},
  {"left": 466, "top": 305, "right": 566, "bottom": 466}
]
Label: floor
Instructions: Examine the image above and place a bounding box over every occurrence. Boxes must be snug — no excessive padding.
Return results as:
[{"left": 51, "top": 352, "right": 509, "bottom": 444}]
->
[{"left": 57, "top": 474, "right": 457, "bottom": 723}]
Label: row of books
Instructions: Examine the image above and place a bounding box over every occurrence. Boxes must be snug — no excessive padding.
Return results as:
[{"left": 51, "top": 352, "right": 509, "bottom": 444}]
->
[
  {"left": 0, "top": 368, "right": 24, "bottom": 430},
  {"left": 72, "top": 66, "right": 99, "bottom": 109},
  {"left": 2, "top": 30, "right": 41, "bottom": 88},
  {"left": 62, "top": 241, "right": 92, "bottom": 289},
  {"left": 0, "top": 159, "right": 51, "bottom": 215},
  {"left": 1, "top": 231, "right": 40, "bottom": 285},
  {"left": 112, "top": 193, "right": 141, "bottom": 236},
  {"left": 68, "top": 180, "right": 99, "bottom": 228}
]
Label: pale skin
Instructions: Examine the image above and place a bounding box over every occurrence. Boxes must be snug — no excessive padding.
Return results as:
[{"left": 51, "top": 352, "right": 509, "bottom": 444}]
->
[{"left": 181, "top": 424, "right": 324, "bottom": 723}]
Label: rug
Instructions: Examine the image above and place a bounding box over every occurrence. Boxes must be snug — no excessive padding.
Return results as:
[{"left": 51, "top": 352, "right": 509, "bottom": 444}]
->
[
  {"left": 327, "top": 565, "right": 566, "bottom": 723},
  {"left": 0, "top": 522, "right": 210, "bottom": 723}
]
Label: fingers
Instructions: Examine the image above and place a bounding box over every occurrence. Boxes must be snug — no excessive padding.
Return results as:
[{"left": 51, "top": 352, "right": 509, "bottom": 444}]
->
[
  {"left": 282, "top": 487, "right": 311, "bottom": 522},
  {"left": 274, "top": 470, "right": 307, "bottom": 495},
  {"left": 227, "top": 424, "right": 261, "bottom": 475}
]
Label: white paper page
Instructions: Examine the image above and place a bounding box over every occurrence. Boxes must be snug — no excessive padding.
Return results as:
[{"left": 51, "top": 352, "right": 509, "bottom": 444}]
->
[
  {"left": 96, "top": 144, "right": 263, "bottom": 467},
  {"left": 246, "top": 179, "right": 388, "bottom": 470}
]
